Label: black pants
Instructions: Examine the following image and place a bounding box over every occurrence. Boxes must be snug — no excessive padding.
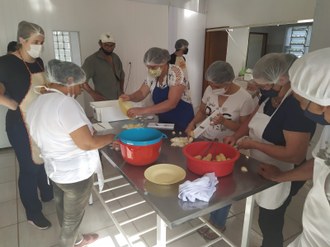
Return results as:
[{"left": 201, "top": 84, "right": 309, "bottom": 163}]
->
[
  {"left": 259, "top": 180, "right": 305, "bottom": 247},
  {"left": 7, "top": 119, "right": 53, "bottom": 219}
]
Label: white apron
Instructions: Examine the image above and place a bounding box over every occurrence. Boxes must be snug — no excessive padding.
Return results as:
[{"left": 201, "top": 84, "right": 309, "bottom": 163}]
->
[
  {"left": 248, "top": 92, "right": 294, "bottom": 209},
  {"left": 34, "top": 88, "right": 105, "bottom": 192},
  {"left": 288, "top": 159, "right": 330, "bottom": 246},
  {"left": 42, "top": 150, "right": 104, "bottom": 192},
  {"left": 19, "top": 60, "right": 46, "bottom": 164}
]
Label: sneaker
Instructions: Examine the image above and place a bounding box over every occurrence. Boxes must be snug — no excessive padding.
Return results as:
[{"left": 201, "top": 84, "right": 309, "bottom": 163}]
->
[
  {"left": 74, "top": 233, "right": 99, "bottom": 247},
  {"left": 28, "top": 213, "right": 51, "bottom": 230}
]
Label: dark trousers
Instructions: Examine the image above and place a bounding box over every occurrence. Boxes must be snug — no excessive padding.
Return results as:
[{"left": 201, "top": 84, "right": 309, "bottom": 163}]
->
[
  {"left": 259, "top": 180, "right": 305, "bottom": 247},
  {"left": 7, "top": 120, "right": 53, "bottom": 219}
]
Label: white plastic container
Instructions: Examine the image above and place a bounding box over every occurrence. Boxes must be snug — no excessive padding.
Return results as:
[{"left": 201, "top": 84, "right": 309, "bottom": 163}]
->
[{"left": 90, "top": 100, "right": 129, "bottom": 122}]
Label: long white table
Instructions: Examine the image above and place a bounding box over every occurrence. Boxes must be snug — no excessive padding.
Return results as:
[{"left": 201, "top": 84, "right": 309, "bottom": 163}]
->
[{"left": 95, "top": 120, "right": 275, "bottom": 246}]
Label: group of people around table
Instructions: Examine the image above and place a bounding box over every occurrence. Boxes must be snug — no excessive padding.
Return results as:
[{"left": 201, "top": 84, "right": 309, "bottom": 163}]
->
[{"left": 0, "top": 19, "right": 329, "bottom": 247}]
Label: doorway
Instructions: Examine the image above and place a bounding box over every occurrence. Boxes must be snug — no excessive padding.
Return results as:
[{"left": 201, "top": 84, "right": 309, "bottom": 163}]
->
[
  {"left": 246, "top": 32, "right": 267, "bottom": 69},
  {"left": 203, "top": 29, "right": 228, "bottom": 92}
]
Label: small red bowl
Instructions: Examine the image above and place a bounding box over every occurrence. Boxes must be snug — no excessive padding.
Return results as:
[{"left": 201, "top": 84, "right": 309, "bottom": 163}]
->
[
  {"left": 183, "top": 141, "right": 240, "bottom": 177},
  {"left": 119, "top": 141, "right": 162, "bottom": 166}
]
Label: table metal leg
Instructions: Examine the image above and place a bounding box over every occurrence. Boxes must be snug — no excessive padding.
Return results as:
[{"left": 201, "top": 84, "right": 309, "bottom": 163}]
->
[
  {"left": 157, "top": 215, "right": 167, "bottom": 247},
  {"left": 241, "top": 195, "right": 255, "bottom": 247}
]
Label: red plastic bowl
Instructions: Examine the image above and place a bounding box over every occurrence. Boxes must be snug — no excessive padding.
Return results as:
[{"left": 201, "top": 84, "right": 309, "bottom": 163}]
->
[
  {"left": 119, "top": 141, "right": 162, "bottom": 166},
  {"left": 183, "top": 141, "right": 240, "bottom": 177}
]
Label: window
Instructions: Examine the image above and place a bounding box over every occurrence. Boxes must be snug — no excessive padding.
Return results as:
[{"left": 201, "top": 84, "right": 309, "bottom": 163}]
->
[
  {"left": 52, "top": 31, "right": 82, "bottom": 65},
  {"left": 284, "top": 25, "right": 312, "bottom": 57}
]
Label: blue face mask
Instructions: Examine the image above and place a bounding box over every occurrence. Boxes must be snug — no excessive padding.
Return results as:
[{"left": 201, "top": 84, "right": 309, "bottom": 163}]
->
[
  {"left": 260, "top": 88, "right": 278, "bottom": 98},
  {"left": 304, "top": 110, "right": 330, "bottom": 125},
  {"left": 304, "top": 101, "right": 330, "bottom": 125}
]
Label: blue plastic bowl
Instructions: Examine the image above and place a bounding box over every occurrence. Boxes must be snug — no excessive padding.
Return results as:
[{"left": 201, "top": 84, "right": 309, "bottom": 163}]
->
[{"left": 116, "top": 128, "right": 166, "bottom": 146}]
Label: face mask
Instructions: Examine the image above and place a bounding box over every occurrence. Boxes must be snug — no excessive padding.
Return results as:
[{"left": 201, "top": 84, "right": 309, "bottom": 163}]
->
[
  {"left": 304, "top": 109, "right": 330, "bottom": 125},
  {"left": 212, "top": 88, "right": 227, "bottom": 96},
  {"left": 148, "top": 67, "right": 162, "bottom": 78},
  {"left": 27, "top": 44, "right": 42, "bottom": 58},
  {"left": 101, "top": 48, "right": 112, "bottom": 56},
  {"left": 260, "top": 88, "right": 278, "bottom": 98},
  {"left": 183, "top": 48, "right": 189, "bottom": 55}
]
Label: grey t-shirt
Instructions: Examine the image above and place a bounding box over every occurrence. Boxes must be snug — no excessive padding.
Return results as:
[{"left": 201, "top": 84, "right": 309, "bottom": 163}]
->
[{"left": 82, "top": 50, "right": 125, "bottom": 100}]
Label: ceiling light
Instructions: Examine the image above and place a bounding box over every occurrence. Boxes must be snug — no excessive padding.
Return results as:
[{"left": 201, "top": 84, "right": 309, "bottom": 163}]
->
[{"left": 297, "top": 19, "right": 314, "bottom": 23}]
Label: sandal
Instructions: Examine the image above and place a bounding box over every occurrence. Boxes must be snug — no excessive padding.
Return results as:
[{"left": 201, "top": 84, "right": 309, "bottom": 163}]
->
[
  {"left": 202, "top": 226, "right": 226, "bottom": 241},
  {"left": 75, "top": 233, "right": 99, "bottom": 247},
  {"left": 197, "top": 226, "right": 209, "bottom": 236}
]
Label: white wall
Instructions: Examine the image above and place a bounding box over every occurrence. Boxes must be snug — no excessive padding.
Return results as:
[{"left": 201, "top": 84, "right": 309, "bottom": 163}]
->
[
  {"left": 205, "top": 0, "right": 316, "bottom": 75},
  {"left": 206, "top": 0, "right": 316, "bottom": 28},
  {"left": 0, "top": 0, "right": 168, "bottom": 114},
  {"left": 309, "top": 0, "right": 330, "bottom": 51},
  {"left": 168, "top": 6, "right": 206, "bottom": 111},
  {"left": 226, "top": 28, "right": 250, "bottom": 75}
]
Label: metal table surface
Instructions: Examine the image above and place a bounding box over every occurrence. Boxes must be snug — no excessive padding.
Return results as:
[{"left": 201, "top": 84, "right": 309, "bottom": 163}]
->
[{"left": 98, "top": 119, "right": 276, "bottom": 246}]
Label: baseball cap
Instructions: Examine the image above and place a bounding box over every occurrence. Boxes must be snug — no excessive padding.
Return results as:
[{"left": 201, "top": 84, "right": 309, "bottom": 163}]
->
[{"left": 99, "top": 33, "right": 115, "bottom": 43}]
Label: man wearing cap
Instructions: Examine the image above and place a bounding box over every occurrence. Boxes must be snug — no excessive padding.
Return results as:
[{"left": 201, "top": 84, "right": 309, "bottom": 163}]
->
[
  {"left": 82, "top": 33, "right": 125, "bottom": 101},
  {"left": 258, "top": 47, "right": 330, "bottom": 247}
]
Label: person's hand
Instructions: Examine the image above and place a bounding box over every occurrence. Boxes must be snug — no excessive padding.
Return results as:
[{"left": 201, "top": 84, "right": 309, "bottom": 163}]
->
[
  {"left": 185, "top": 123, "right": 195, "bottom": 137},
  {"left": 119, "top": 94, "right": 130, "bottom": 101},
  {"left": 223, "top": 135, "right": 236, "bottom": 146},
  {"left": 237, "top": 136, "right": 256, "bottom": 149},
  {"left": 8, "top": 99, "right": 18, "bottom": 110},
  {"left": 82, "top": 82, "right": 92, "bottom": 92},
  {"left": 258, "top": 163, "right": 282, "bottom": 182},
  {"left": 0, "top": 96, "right": 18, "bottom": 110},
  {"left": 92, "top": 94, "right": 107, "bottom": 101},
  {"left": 126, "top": 107, "right": 145, "bottom": 118},
  {"left": 111, "top": 140, "right": 121, "bottom": 151},
  {"left": 210, "top": 113, "right": 225, "bottom": 125}
]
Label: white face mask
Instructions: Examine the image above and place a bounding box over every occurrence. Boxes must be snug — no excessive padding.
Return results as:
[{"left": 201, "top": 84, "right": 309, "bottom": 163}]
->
[
  {"left": 148, "top": 67, "right": 162, "bottom": 78},
  {"left": 27, "top": 44, "right": 43, "bottom": 58},
  {"left": 212, "top": 88, "right": 227, "bottom": 96}
]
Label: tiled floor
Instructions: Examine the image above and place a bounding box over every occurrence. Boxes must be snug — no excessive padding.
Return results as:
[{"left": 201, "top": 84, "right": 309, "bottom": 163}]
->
[{"left": 0, "top": 147, "right": 310, "bottom": 247}]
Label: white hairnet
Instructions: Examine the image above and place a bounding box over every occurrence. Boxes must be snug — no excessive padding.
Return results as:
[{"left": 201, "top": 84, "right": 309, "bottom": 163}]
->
[
  {"left": 17, "top": 20, "right": 44, "bottom": 41},
  {"left": 46, "top": 59, "right": 86, "bottom": 86},
  {"left": 290, "top": 47, "right": 330, "bottom": 106},
  {"left": 205, "top": 61, "right": 235, "bottom": 84},
  {"left": 253, "top": 53, "right": 297, "bottom": 84},
  {"left": 143, "top": 47, "right": 170, "bottom": 66},
  {"left": 175, "top": 39, "right": 189, "bottom": 50}
]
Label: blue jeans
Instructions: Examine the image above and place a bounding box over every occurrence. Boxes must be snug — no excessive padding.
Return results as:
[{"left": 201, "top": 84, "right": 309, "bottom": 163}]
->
[{"left": 210, "top": 204, "right": 231, "bottom": 228}]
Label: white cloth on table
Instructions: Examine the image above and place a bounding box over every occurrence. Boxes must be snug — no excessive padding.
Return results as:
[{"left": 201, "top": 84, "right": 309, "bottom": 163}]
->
[{"left": 178, "top": 172, "right": 218, "bottom": 202}]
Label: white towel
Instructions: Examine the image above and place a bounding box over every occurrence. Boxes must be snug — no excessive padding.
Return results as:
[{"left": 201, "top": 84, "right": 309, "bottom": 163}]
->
[{"left": 178, "top": 172, "right": 219, "bottom": 202}]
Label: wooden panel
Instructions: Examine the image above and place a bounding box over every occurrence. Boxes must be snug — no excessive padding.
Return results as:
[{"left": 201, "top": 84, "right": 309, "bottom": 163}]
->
[{"left": 202, "top": 30, "right": 228, "bottom": 92}]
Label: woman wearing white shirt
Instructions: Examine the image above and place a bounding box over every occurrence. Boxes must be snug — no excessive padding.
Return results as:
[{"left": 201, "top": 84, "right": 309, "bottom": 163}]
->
[
  {"left": 26, "top": 59, "right": 116, "bottom": 247},
  {"left": 185, "top": 61, "right": 256, "bottom": 140}
]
